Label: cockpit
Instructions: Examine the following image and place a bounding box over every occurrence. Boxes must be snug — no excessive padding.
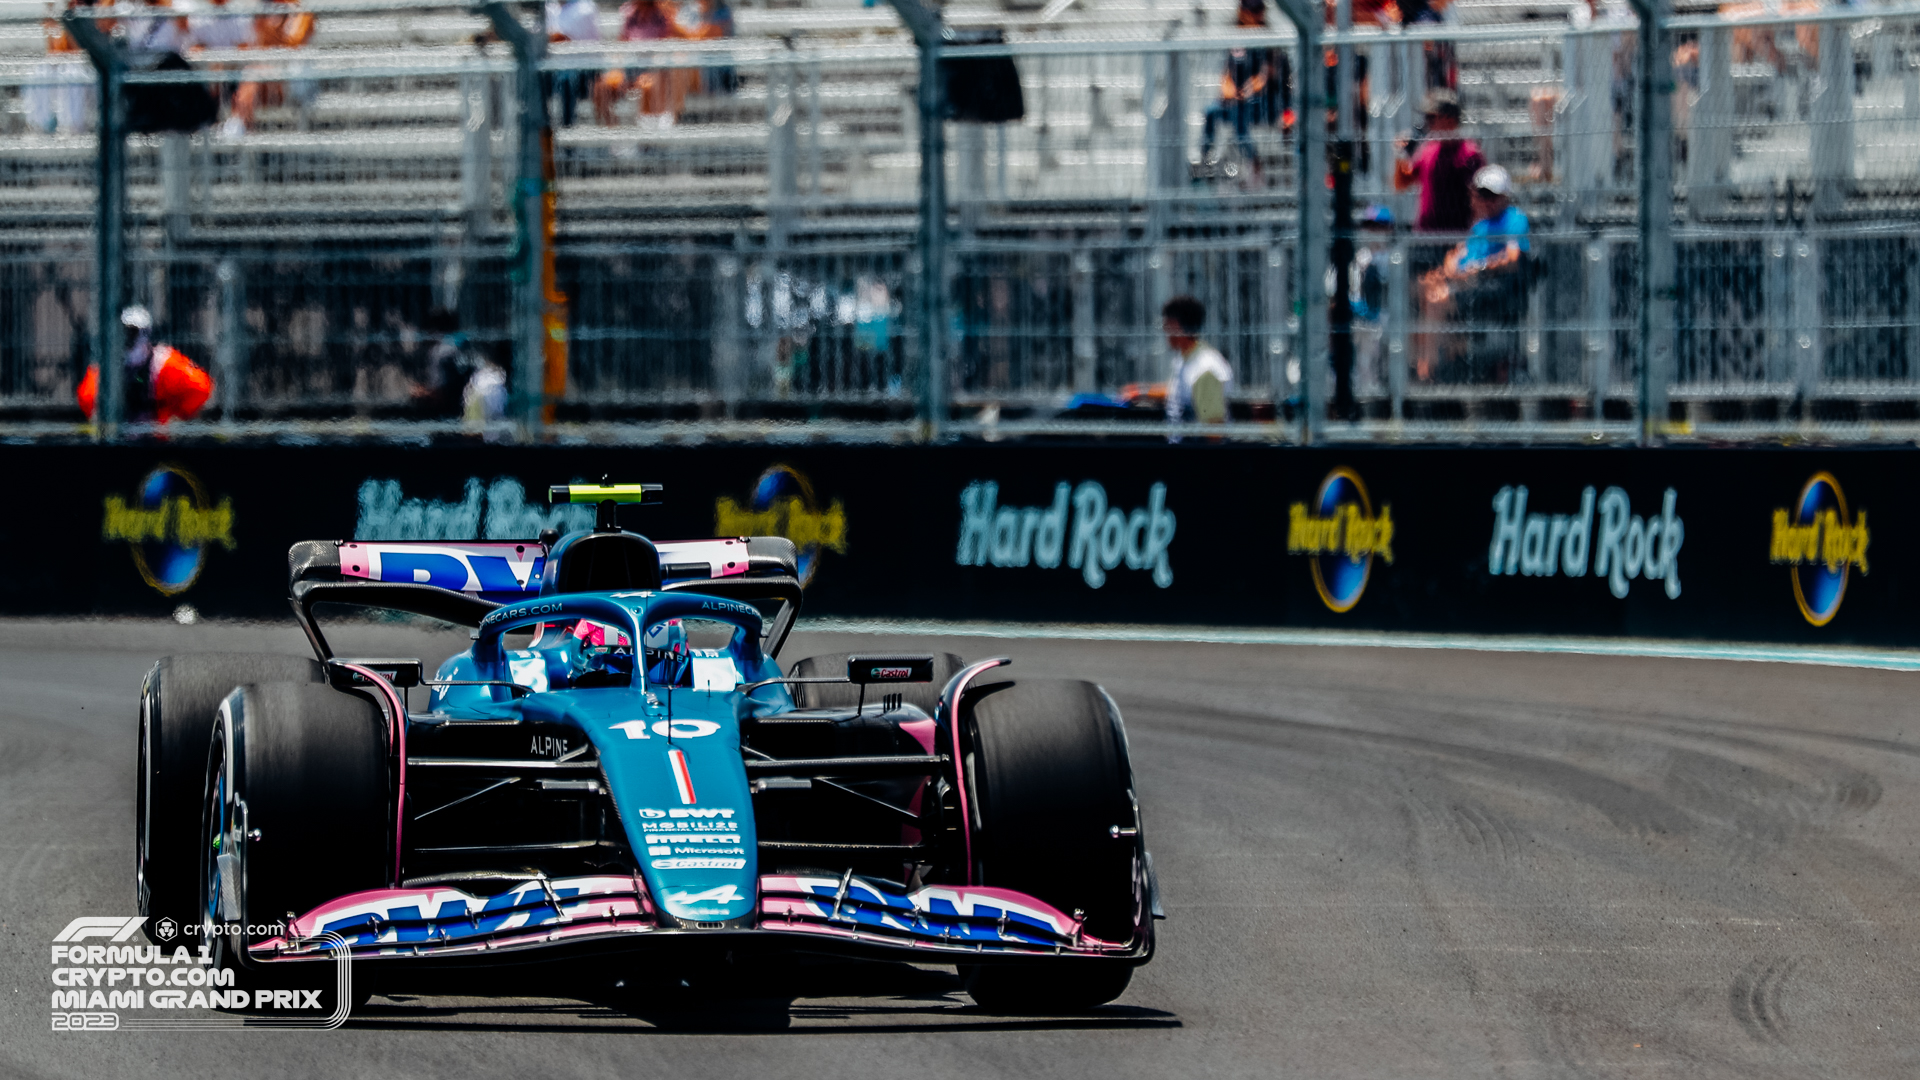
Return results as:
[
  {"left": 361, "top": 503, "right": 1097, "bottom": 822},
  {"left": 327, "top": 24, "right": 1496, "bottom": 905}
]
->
[{"left": 434, "top": 592, "right": 771, "bottom": 708}]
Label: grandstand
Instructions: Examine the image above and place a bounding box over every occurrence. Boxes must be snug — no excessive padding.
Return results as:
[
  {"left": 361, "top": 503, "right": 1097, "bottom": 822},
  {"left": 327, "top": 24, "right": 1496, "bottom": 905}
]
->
[{"left": 2, "top": 0, "right": 1918, "bottom": 437}]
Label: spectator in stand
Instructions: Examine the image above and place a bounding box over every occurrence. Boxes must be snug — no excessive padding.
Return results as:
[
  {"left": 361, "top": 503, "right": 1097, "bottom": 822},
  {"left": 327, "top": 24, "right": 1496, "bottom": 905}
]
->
[
  {"left": 1161, "top": 295, "right": 1234, "bottom": 426},
  {"left": 186, "top": 0, "right": 255, "bottom": 132},
  {"left": 1417, "top": 164, "right": 1531, "bottom": 382},
  {"left": 414, "top": 308, "right": 476, "bottom": 418},
  {"left": 223, "top": 0, "right": 316, "bottom": 137},
  {"left": 684, "top": 0, "right": 736, "bottom": 97},
  {"left": 1393, "top": 0, "right": 1455, "bottom": 91},
  {"left": 1200, "top": 0, "right": 1275, "bottom": 177},
  {"left": 464, "top": 342, "right": 511, "bottom": 431},
  {"left": 127, "top": 0, "right": 189, "bottom": 55},
  {"left": 1394, "top": 88, "right": 1484, "bottom": 233},
  {"left": 188, "top": 0, "right": 255, "bottom": 52},
  {"left": 1350, "top": 204, "right": 1394, "bottom": 395},
  {"left": 546, "top": 0, "right": 601, "bottom": 127},
  {"left": 30, "top": 0, "right": 96, "bottom": 134},
  {"left": 608, "top": 0, "right": 697, "bottom": 129}
]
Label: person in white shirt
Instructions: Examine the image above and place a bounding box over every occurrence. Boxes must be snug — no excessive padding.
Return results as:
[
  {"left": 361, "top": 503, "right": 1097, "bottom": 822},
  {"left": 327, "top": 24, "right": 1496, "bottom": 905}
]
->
[
  {"left": 128, "top": 0, "right": 191, "bottom": 55},
  {"left": 1161, "top": 295, "right": 1233, "bottom": 424},
  {"left": 546, "top": 0, "right": 601, "bottom": 126},
  {"left": 187, "top": 0, "right": 257, "bottom": 51}
]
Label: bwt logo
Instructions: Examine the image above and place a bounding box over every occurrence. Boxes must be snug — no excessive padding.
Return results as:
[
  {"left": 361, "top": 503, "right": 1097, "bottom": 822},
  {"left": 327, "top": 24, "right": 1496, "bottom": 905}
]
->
[
  {"left": 956, "top": 481, "right": 1176, "bottom": 588},
  {"left": 1489, "top": 485, "right": 1684, "bottom": 599}
]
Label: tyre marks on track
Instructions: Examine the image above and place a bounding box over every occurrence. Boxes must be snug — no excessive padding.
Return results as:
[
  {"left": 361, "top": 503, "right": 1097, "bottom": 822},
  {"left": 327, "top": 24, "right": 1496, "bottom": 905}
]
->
[{"left": 1729, "top": 957, "right": 1799, "bottom": 1044}]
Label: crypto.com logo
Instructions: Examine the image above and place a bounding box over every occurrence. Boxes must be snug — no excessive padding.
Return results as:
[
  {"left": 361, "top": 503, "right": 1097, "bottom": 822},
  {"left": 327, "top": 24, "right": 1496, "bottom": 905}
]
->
[{"left": 53, "top": 917, "right": 147, "bottom": 943}]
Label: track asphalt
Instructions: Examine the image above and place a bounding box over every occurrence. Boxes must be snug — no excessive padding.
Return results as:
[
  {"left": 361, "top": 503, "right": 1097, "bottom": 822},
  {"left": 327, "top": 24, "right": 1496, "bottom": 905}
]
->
[{"left": 2, "top": 617, "right": 1914, "bottom": 1078}]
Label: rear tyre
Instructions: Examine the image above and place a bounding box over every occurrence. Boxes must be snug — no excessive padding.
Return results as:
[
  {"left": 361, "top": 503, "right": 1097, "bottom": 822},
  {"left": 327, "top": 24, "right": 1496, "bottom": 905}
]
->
[
  {"left": 786, "top": 651, "right": 966, "bottom": 716},
  {"left": 138, "top": 654, "right": 321, "bottom": 945},
  {"left": 202, "top": 681, "right": 387, "bottom": 1008},
  {"left": 958, "top": 676, "right": 1143, "bottom": 1012}
]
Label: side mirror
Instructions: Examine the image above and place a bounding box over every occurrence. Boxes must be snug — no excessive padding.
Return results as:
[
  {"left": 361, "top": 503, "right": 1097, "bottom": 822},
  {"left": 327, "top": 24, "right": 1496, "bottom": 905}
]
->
[{"left": 846, "top": 656, "right": 935, "bottom": 684}]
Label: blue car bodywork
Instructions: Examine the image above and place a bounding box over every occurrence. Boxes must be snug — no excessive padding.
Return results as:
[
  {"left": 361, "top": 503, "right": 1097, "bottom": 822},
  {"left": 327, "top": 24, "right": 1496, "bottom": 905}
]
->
[{"left": 246, "top": 524, "right": 1157, "bottom": 969}]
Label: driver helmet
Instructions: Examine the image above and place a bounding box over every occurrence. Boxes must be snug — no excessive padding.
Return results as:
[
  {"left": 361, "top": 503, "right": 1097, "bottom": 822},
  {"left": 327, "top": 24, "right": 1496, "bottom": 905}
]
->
[{"left": 644, "top": 618, "right": 687, "bottom": 664}]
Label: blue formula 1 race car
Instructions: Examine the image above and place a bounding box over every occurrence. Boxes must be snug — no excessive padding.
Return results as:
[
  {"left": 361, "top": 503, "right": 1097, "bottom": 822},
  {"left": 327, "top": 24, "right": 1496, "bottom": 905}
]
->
[{"left": 135, "top": 483, "right": 1159, "bottom": 1013}]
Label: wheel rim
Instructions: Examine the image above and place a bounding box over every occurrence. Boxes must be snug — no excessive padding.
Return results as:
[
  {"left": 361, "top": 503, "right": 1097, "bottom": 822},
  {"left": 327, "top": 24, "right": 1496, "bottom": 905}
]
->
[
  {"left": 202, "top": 735, "right": 228, "bottom": 947},
  {"left": 136, "top": 694, "right": 152, "bottom": 913}
]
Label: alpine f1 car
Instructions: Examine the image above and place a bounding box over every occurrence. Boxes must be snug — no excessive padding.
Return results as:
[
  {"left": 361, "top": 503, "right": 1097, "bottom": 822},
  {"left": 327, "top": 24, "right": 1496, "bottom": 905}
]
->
[{"left": 136, "top": 483, "right": 1159, "bottom": 1012}]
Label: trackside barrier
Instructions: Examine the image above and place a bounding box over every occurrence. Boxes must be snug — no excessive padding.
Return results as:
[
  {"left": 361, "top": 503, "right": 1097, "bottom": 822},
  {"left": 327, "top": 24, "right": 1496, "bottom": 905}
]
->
[{"left": 43, "top": 443, "right": 1916, "bottom": 647}]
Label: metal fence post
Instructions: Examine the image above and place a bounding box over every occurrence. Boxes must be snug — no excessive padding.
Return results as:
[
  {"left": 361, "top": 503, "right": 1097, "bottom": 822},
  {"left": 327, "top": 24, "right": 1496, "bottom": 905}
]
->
[
  {"left": 482, "top": 2, "right": 550, "bottom": 438},
  {"left": 1688, "top": 26, "right": 1731, "bottom": 219},
  {"left": 1277, "top": 0, "right": 1326, "bottom": 442},
  {"left": 1147, "top": 47, "right": 1184, "bottom": 390},
  {"left": 65, "top": 14, "right": 123, "bottom": 442},
  {"left": 1628, "top": 0, "right": 1675, "bottom": 443},
  {"left": 1792, "top": 233, "right": 1821, "bottom": 415},
  {"left": 1387, "top": 238, "right": 1408, "bottom": 420},
  {"left": 713, "top": 249, "right": 745, "bottom": 414},
  {"left": 890, "top": 0, "right": 947, "bottom": 439},
  {"left": 768, "top": 59, "right": 798, "bottom": 247},
  {"left": 460, "top": 69, "right": 493, "bottom": 230},
  {"left": 216, "top": 258, "right": 243, "bottom": 422},
  {"left": 1562, "top": 29, "right": 1610, "bottom": 218},
  {"left": 1810, "top": 23, "right": 1854, "bottom": 219},
  {"left": 1586, "top": 239, "right": 1612, "bottom": 417},
  {"left": 1071, "top": 249, "right": 1096, "bottom": 392},
  {"left": 1262, "top": 244, "right": 1285, "bottom": 404},
  {"left": 161, "top": 133, "right": 191, "bottom": 241}
]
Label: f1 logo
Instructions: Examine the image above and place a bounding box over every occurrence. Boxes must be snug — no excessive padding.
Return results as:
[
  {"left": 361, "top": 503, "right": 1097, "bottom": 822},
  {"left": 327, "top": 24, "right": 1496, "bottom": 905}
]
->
[{"left": 53, "top": 917, "right": 146, "bottom": 943}]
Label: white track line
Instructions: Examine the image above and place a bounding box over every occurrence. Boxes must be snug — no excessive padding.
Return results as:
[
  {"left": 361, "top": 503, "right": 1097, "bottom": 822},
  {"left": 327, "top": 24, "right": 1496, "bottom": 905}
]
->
[{"left": 796, "top": 619, "right": 1920, "bottom": 673}]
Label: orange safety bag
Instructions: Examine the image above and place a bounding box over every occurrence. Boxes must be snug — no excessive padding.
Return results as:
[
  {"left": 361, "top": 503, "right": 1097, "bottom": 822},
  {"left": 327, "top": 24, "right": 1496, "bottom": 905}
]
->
[
  {"left": 76, "top": 345, "right": 214, "bottom": 422},
  {"left": 151, "top": 345, "right": 213, "bottom": 421}
]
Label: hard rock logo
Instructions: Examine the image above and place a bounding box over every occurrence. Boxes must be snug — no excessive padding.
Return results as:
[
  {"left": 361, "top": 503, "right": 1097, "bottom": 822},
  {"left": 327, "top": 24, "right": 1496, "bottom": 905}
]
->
[
  {"left": 102, "top": 466, "right": 236, "bottom": 595},
  {"left": 1770, "top": 471, "right": 1868, "bottom": 626},
  {"left": 1289, "top": 467, "right": 1394, "bottom": 613}
]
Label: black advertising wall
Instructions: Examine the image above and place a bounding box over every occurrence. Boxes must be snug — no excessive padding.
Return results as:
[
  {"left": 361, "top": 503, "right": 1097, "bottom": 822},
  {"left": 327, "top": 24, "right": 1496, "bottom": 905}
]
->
[{"left": 30, "top": 444, "right": 1913, "bottom": 647}]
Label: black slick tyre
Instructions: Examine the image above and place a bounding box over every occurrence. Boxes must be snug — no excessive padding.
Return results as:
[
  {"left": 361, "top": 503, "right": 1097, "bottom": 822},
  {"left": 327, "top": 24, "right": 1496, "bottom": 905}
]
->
[
  {"left": 961, "top": 960, "right": 1136, "bottom": 1015},
  {"left": 786, "top": 651, "right": 966, "bottom": 716},
  {"left": 138, "top": 654, "right": 321, "bottom": 945},
  {"left": 202, "top": 681, "right": 387, "bottom": 1008},
  {"left": 957, "top": 676, "right": 1143, "bottom": 1013}
]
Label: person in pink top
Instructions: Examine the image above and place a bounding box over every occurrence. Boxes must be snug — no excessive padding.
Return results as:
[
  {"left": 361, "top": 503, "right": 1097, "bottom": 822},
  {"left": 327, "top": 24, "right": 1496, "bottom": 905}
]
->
[
  {"left": 1394, "top": 88, "right": 1485, "bottom": 233},
  {"left": 601, "top": 0, "right": 699, "bottom": 127}
]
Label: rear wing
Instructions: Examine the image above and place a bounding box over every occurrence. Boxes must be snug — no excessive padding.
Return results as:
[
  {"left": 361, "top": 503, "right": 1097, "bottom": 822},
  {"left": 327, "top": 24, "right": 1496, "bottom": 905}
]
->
[{"left": 287, "top": 537, "right": 803, "bottom": 661}]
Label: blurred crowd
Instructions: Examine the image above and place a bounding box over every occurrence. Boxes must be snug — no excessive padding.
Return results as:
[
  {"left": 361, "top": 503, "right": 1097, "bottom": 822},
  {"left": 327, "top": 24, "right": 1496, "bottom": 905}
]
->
[
  {"left": 545, "top": 0, "right": 737, "bottom": 129},
  {"left": 29, "top": 0, "right": 739, "bottom": 137},
  {"left": 32, "top": 0, "right": 316, "bottom": 137}
]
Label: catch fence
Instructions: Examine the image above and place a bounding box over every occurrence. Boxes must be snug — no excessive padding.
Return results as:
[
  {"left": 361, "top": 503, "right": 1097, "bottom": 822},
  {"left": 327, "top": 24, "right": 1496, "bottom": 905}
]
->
[{"left": 2, "top": 0, "right": 1917, "bottom": 442}]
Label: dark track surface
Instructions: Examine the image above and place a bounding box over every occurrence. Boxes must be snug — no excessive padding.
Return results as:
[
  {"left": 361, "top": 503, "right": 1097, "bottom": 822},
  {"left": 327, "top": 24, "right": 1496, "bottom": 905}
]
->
[{"left": 3, "top": 617, "right": 1916, "bottom": 1079}]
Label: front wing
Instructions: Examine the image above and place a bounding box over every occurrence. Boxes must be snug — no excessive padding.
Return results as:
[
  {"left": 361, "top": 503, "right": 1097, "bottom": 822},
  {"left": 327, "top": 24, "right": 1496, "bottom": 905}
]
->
[{"left": 252, "top": 874, "right": 1143, "bottom": 962}]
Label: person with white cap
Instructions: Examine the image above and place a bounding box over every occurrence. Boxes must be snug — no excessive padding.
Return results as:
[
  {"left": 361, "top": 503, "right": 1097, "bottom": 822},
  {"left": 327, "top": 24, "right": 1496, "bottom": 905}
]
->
[
  {"left": 1416, "top": 164, "right": 1533, "bottom": 381},
  {"left": 1419, "top": 165, "right": 1529, "bottom": 308},
  {"left": 77, "top": 305, "right": 214, "bottom": 424}
]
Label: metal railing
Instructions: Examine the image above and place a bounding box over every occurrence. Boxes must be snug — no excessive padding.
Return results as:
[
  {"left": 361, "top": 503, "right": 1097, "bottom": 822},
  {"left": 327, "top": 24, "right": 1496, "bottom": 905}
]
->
[{"left": 3, "top": 0, "right": 1920, "bottom": 442}]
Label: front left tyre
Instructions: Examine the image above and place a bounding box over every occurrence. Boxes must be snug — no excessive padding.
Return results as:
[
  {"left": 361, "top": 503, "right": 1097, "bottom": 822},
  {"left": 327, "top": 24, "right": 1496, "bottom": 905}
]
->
[
  {"left": 954, "top": 676, "right": 1149, "bottom": 1013},
  {"left": 138, "top": 654, "right": 322, "bottom": 944}
]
